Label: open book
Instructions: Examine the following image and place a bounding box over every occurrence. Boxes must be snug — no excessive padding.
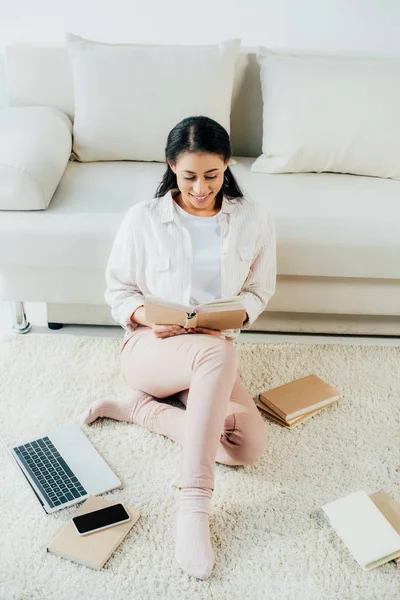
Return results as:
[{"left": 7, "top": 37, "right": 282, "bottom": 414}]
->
[{"left": 144, "top": 295, "right": 246, "bottom": 330}]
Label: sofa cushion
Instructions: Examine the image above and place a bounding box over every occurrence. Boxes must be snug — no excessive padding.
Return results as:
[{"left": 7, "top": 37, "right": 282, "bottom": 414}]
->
[
  {"left": 66, "top": 33, "right": 240, "bottom": 162},
  {"left": 252, "top": 48, "right": 400, "bottom": 180},
  {"left": 0, "top": 106, "right": 72, "bottom": 210},
  {"left": 0, "top": 157, "right": 399, "bottom": 279}
]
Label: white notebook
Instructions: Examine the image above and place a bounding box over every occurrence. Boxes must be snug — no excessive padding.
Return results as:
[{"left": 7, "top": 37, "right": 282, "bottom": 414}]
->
[{"left": 322, "top": 490, "right": 400, "bottom": 571}]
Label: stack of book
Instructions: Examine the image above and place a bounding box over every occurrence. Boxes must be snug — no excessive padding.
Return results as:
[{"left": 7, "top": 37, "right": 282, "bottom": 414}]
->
[{"left": 256, "top": 374, "right": 340, "bottom": 428}]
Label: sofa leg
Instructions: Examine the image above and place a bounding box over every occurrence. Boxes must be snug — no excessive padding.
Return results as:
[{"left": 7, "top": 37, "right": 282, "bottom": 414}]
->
[
  {"left": 48, "top": 322, "right": 63, "bottom": 330},
  {"left": 10, "top": 301, "right": 32, "bottom": 334}
]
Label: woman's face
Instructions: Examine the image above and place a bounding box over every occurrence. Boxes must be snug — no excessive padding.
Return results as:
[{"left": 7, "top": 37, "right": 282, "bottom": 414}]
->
[{"left": 168, "top": 152, "right": 229, "bottom": 214}]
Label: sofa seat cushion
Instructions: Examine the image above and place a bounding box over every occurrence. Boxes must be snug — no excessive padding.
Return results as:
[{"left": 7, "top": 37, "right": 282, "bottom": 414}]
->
[
  {"left": 0, "top": 157, "right": 399, "bottom": 279},
  {"left": 0, "top": 107, "right": 72, "bottom": 210},
  {"left": 233, "top": 159, "right": 400, "bottom": 279}
]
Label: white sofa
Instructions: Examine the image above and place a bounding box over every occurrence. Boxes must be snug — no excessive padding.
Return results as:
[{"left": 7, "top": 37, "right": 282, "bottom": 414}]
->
[{"left": 1, "top": 43, "right": 400, "bottom": 336}]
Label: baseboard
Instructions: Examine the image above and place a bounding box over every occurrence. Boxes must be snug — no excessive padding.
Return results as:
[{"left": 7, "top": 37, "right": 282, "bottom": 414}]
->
[
  {"left": 46, "top": 303, "right": 400, "bottom": 336},
  {"left": 251, "top": 311, "right": 400, "bottom": 336}
]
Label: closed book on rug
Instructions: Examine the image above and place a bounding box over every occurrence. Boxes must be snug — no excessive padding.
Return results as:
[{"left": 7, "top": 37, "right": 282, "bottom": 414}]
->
[
  {"left": 144, "top": 294, "right": 246, "bottom": 330},
  {"left": 259, "top": 374, "right": 340, "bottom": 421},
  {"left": 322, "top": 490, "right": 400, "bottom": 571},
  {"left": 47, "top": 495, "right": 141, "bottom": 570},
  {"left": 255, "top": 398, "right": 327, "bottom": 428}
]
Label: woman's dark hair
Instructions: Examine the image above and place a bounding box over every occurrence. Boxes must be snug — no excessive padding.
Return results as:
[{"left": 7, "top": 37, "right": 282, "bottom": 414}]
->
[{"left": 155, "top": 116, "right": 244, "bottom": 200}]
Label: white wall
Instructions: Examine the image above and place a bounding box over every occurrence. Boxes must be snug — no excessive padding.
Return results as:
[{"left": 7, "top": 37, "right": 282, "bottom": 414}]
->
[
  {"left": 1, "top": 0, "right": 400, "bottom": 106},
  {"left": 2, "top": 0, "right": 400, "bottom": 51}
]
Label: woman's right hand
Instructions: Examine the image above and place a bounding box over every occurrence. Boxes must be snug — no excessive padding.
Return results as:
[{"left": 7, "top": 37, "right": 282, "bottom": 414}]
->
[
  {"left": 131, "top": 306, "right": 189, "bottom": 339},
  {"left": 150, "top": 324, "right": 189, "bottom": 339}
]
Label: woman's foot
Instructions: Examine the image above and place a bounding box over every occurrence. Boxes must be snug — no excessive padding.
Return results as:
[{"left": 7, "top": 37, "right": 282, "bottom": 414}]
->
[
  {"left": 175, "top": 486, "right": 215, "bottom": 579},
  {"left": 80, "top": 390, "right": 157, "bottom": 425}
]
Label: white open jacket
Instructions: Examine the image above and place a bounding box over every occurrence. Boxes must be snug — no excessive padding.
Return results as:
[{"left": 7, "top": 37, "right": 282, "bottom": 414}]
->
[{"left": 105, "top": 189, "right": 277, "bottom": 342}]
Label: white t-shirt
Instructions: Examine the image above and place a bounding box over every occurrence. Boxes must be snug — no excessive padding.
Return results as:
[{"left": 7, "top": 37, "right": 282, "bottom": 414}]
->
[{"left": 174, "top": 201, "right": 222, "bottom": 305}]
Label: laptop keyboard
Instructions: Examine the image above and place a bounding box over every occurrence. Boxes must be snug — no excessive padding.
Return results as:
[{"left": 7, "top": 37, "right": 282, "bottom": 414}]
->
[{"left": 13, "top": 436, "right": 87, "bottom": 509}]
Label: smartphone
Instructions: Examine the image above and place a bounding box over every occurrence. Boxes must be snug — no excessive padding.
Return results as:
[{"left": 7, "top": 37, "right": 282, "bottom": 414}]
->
[{"left": 72, "top": 503, "right": 131, "bottom": 536}]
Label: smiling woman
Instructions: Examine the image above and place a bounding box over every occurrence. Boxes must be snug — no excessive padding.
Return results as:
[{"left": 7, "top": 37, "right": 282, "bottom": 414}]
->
[{"left": 87, "top": 114, "right": 277, "bottom": 581}]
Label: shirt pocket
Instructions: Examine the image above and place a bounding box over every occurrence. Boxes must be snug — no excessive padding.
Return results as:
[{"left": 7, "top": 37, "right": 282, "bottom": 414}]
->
[
  {"left": 238, "top": 246, "right": 255, "bottom": 262},
  {"left": 235, "top": 245, "right": 256, "bottom": 287},
  {"left": 140, "top": 250, "right": 170, "bottom": 293},
  {"left": 146, "top": 253, "right": 172, "bottom": 298}
]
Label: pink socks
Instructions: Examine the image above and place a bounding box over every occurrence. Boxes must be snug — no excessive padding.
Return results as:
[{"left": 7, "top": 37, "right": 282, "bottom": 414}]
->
[
  {"left": 80, "top": 390, "right": 168, "bottom": 433},
  {"left": 175, "top": 486, "right": 215, "bottom": 579},
  {"left": 81, "top": 395, "right": 216, "bottom": 579}
]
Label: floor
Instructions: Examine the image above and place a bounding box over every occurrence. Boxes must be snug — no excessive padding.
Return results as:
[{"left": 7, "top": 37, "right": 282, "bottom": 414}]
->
[{"left": 1, "top": 301, "right": 400, "bottom": 347}]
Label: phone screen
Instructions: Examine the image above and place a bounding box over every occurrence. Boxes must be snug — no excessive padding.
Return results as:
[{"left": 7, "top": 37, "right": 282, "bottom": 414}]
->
[{"left": 72, "top": 503, "right": 130, "bottom": 534}]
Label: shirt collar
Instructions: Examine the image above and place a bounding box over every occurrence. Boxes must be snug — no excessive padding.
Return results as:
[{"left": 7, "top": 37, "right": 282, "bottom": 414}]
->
[{"left": 159, "top": 188, "right": 239, "bottom": 223}]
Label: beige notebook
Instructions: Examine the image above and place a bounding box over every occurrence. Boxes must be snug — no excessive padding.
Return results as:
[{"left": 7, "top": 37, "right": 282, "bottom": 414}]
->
[
  {"left": 47, "top": 495, "right": 141, "bottom": 570},
  {"left": 144, "top": 294, "right": 246, "bottom": 330},
  {"left": 259, "top": 374, "right": 340, "bottom": 421}
]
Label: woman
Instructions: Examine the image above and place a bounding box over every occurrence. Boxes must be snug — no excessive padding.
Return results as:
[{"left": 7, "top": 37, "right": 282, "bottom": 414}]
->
[{"left": 81, "top": 116, "right": 277, "bottom": 580}]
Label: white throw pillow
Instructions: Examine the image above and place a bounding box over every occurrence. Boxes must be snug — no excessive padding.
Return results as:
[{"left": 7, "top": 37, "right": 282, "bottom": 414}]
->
[
  {"left": 252, "top": 48, "right": 400, "bottom": 180},
  {"left": 66, "top": 33, "right": 240, "bottom": 162}
]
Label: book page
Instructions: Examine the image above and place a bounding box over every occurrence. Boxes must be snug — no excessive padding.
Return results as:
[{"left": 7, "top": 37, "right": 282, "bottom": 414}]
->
[
  {"left": 145, "top": 295, "right": 192, "bottom": 312},
  {"left": 200, "top": 296, "right": 243, "bottom": 307},
  {"left": 196, "top": 303, "right": 245, "bottom": 314},
  {"left": 145, "top": 294, "right": 245, "bottom": 314}
]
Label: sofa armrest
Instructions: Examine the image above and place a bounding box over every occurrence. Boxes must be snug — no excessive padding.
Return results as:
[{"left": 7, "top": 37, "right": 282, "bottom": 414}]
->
[{"left": 0, "top": 106, "right": 72, "bottom": 210}]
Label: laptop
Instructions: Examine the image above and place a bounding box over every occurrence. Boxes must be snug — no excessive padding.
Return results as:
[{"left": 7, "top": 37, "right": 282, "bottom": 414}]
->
[{"left": 3, "top": 423, "right": 122, "bottom": 514}]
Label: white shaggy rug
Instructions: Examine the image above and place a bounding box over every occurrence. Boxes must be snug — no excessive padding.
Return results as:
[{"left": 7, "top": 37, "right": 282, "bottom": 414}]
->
[{"left": 0, "top": 333, "right": 399, "bottom": 600}]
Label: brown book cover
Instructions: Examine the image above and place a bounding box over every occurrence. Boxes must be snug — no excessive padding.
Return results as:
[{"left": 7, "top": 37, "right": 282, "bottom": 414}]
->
[
  {"left": 255, "top": 397, "right": 335, "bottom": 428},
  {"left": 370, "top": 490, "right": 400, "bottom": 565},
  {"left": 259, "top": 374, "right": 340, "bottom": 421},
  {"left": 144, "top": 295, "right": 245, "bottom": 330},
  {"left": 47, "top": 495, "right": 141, "bottom": 570},
  {"left": 370, "top": 490, "right": 400, "bottom": 535}
]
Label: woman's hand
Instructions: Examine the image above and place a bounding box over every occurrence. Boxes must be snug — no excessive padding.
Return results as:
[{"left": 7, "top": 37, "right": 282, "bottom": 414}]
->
[
  {"left": 152, "top": 324, "right": 222, "bottom": 338},
  {"left": 187, "top": 327, "right": 222, "bottom": 337},
  {"left": 151, "top": 324, "right": 189, "bottom": 339},
  {"left": 131, "top": 307, "right": 188, "bottom": 339}
]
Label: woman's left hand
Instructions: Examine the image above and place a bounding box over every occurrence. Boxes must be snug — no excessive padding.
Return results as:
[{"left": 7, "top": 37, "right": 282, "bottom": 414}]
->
[
  {"left": 187, "top": 312, "right": 249, "bottom": 336},
  {"left": 187, "top": 327, "right": 221, "bottom": 337}
]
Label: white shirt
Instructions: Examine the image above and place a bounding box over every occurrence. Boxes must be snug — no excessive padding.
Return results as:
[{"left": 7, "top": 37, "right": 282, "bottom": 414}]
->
[
  {"left": 174, "top": 201, "right": 222, "bottom": 304},
  {"left": 105, "top": 188, "right": 277, "bottom": 343}
]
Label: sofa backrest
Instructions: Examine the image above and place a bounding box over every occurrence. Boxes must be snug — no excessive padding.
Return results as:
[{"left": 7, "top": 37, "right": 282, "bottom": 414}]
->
[{"left": 5, "top": 43, "right": 263, "bottom": 158}]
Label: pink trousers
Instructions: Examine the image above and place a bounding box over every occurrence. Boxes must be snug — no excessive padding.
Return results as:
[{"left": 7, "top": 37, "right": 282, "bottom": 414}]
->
[{"left": 120, "top": 326, "right": 268, "bottom": 491}]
